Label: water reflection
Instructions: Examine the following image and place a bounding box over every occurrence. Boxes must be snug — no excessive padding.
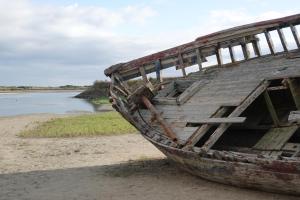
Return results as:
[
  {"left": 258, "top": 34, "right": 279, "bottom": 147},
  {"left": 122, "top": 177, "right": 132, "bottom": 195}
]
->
[{"left": 0, "top": 92, "right": 112, "bottom": 116}]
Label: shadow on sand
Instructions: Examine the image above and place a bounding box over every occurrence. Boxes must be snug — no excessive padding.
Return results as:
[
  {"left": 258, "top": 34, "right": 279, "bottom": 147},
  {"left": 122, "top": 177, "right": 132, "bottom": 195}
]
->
[{"left": 0, "top": 158, "right": 298, "bottom": 200}]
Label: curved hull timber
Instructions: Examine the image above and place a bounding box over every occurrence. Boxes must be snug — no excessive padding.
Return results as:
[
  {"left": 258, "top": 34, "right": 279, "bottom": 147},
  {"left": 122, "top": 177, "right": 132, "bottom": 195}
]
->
[
  {"left": 105, "top": 14, "right": 300, "bottom": 195},
  {"left": 148, "top": 137, "right": 300, "bottom": 195}
]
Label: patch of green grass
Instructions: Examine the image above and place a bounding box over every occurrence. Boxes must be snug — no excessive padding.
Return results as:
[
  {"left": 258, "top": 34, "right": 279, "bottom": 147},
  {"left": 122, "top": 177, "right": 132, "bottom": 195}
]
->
[
  {"left": 89, "top": 97, "right": 110, "bottom": 105},
  {"left": 20, "top": 112, "right": 136, "bottom": 138}
]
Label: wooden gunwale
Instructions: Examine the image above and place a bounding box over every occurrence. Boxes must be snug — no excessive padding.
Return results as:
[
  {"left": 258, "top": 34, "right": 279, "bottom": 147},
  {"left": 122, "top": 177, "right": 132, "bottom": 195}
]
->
[{"left": 105, "top": 14, "right": 300, "bottom": 80}]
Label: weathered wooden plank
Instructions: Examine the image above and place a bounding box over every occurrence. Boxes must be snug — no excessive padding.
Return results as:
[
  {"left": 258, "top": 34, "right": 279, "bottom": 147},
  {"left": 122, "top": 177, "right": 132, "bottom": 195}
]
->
[
  {"left": 252, "top": 38, "right": 261, "bottom": 57},
  {"left": 216, "top": 48, "right": 223, "bottom": 66},
  {"left": 177, "top": 127, "right": 199, "bottom": 141},
  {"left": 155, "top": 60, "right": 163, "bottom": 84},
  {"left": 114, "top": 74, "right": 132, "bottom": 94},
  {"left": 254, "top": 126, "right": 298, "bottom": 150},
  {"left": 282, "top": 142, "right": 300, "bottom": 152},
  {"left": 178, "top": 53, "right": 187, "bottom": 77},
  {"left": 202, "top": 81, "right": 269, "bottom": 150},
  {"left": 176, "top": 81, "right": 203, "bottom": 105},
  {"left": 287, "top": 78, "right": 300, "bottom": 109},
  {"left": 184, "top": 107, "right": 228, "bottom": 147},
  {"left": 187, "top": 117, "right": 246, "bottom": 124},
  {"left": 263, "top": 90, "right": 280, "bottom": 126},
  {"left": 277, "top": 28, "right": 288, "bottom": 52},
  {"left": 155, "top": 81, "right": 175, "bottom": 98},
  {"left": 290, "top": 24, "right": 300, "bottom": 48},
  {"left": 195, "top": 48, "right": 203, "bottom": 70},
  {"left": 139, "top": 66, "right": 148, "bottom": 84},
  {"left": 141, "top": 96, "right": 178, "bottom": 143},
  {"left": 241, "top": 42, "right": 250, "bottom": 60},
  {"left": 228, "top": 45, "right": 236, "bottom": 62},
  {"left": 264, "top": 31, "right": 275, "bottom": 54},
  {"left": 267, "top": 85, "right": 287, "bottom": 91},
  {"left": 288, "top": 111, "right": 300, "bottom": 122}
]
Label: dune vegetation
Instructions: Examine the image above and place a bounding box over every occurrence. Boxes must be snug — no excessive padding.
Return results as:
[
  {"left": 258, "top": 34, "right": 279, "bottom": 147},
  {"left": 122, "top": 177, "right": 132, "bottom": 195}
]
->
[{"left": 20, "top": 112, "right": 136, "bottom": 138}]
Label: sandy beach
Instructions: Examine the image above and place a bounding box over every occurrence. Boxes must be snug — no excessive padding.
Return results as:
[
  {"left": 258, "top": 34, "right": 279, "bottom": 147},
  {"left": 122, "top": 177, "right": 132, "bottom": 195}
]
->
[{"left": 0, "top": 114, "right": 298, "bottom": 200}]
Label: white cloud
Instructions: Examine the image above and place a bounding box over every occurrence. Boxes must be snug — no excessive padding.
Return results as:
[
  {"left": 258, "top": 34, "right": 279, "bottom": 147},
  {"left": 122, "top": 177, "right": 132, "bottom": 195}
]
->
[
  {"left": 0, "top": 0, "right": 158, "bottom": 85},
  {"left": 0, "top": 0, "right": 298, "bottom": 86}
]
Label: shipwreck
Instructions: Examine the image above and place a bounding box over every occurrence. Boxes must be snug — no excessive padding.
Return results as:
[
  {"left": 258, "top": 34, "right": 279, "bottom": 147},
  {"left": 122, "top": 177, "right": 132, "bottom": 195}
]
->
[{"left": 104, "top": 14, "right": 300, "bottom": 195}]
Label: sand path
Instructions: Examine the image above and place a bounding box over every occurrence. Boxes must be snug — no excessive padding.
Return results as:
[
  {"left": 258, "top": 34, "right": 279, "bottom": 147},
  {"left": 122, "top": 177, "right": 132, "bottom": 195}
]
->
[{"left": 0, "top": 114, "right": 298, "bottom": 200}]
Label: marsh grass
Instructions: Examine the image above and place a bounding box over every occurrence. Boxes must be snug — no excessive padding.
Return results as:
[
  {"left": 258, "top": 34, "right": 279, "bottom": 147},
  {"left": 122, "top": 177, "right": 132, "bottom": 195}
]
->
[
  {"left": 20, "top": 112, "right": 136, "bottom": 138},
  {"left": 89, "top": 97, "right": 110, "bottom": 105}
]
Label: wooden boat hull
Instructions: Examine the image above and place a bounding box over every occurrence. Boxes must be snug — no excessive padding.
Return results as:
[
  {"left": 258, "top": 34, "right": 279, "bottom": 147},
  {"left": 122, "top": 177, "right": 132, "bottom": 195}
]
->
[
  {"left": 147, "top": 136, "right": 300, "bottom": 195},
  {"left": 105, "top": 14, "right": 300, "bottom": 196}
]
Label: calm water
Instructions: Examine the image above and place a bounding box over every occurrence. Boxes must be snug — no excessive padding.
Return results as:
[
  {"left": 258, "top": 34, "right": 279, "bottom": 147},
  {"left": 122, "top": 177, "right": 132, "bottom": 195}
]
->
[{"left": 0, "top": 92, "right": 101, "bottom": 116}]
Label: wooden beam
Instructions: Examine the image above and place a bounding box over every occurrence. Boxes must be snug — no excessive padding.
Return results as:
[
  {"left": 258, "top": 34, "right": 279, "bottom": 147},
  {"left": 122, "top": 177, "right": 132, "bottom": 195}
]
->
[
  {"left": 215, "top": 48, "right": 223, "bottom": 66},
  {"left": 139, "top": 66, "right": 149, "bottom": 84},
  {"left": 287, "top": 78, "right": 300, "bottom": 109},
  {"left": 114, "top": 74, "right": 131, "bottom": 94},
  {"left": 264, "top": 31, "right": 275, "bottom": 55},
  {"left": 155, "top": 60, "right": 163, "bottom": 84},
  {"left": 290, "top": 24, "right": 300, "bottom": 49},
  {"left": 176, "top": 81, "right": 202, "bottom": 105},
  {"left": 288, "top": 111, "right": 300, "bottom": 122},
  {"left": 252, "top": 38, "right": 261, "bottom": 57},
  {"left": 184, "top": 107, "right": 229, "bottom": 147},
  {"left": 195, "top": 48, "right": 203, "bottom": 71},
  {"left": 202, "top": 81, "right": 269, "bottom": 150},
  {"left": 267, "top": 85, "right": 287, "bottom": 91},
  {"left": 263, "top": 90, "right": 280, "bottom": 126},
  {"left": 254, "top": 126, "right": 297, "bottom": 150},
  {"left": 241, "top": 42, "right": 250, "bottom": 60},
  {"left": 141, "top": 96, "right": 178, "bottom": 143},
  {"left": 277, "top": 28, "right": 288, "bottom": 52},
  {"left": 228, "top": 45, "right": 236, "bottom": 63},
  {"left": 187, "top": 117, "right": 246, "bottom": 124},
  {"left": 178, "top": 53, "right": 187, "bottom": 77}
]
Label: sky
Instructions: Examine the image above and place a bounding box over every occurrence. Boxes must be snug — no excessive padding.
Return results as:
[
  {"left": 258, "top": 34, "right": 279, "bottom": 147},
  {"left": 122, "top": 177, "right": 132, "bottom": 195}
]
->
[{"left": 0, "top": 0, "right": 299, "bottom": 86}]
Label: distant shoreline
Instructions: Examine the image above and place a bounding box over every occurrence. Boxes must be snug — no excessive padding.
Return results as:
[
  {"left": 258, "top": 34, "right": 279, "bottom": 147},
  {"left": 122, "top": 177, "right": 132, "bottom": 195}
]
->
[{"left": 0, "top": 89, "right": 85, "bottom": 94}]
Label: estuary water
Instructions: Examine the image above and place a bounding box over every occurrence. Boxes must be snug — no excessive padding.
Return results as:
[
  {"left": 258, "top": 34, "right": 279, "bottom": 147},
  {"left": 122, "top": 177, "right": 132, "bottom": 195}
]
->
[{"left": 0, "top": 92, "right": 101, "bottom": 116}]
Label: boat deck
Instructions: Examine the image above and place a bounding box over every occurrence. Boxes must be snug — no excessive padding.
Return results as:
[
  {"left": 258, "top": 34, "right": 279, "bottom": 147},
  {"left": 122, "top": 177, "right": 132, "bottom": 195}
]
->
[{"left": 139, "top": 52, "right": 300, "bottom": 156}]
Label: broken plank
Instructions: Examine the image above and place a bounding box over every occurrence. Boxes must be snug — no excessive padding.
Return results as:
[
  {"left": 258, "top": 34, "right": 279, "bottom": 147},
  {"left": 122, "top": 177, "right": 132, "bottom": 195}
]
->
[
  {"left": 176, "top": 81, "right": 203, "bottom": 105},
  {"left": 253, "top": 126, "right": 298, "bottom": 150},
  {"left": 186, "top": 117, "right": 246, "bottom": 124},
  {"left": 202, "top": 81, "right": 269, "bottom": 150},
  {"left": 184, "top": 107, "right": 228, "bottom": 147},
  {"left": 263, "top": 90, "right": 280, "bottom": 126}
]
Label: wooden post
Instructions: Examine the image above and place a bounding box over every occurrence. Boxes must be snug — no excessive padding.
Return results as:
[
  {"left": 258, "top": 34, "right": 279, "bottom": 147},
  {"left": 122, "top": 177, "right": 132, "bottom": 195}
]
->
[
  {"left": 141, "top": 96, "right": 178, "bottom": 143},
  {"left": 252, "top": 37, "right": 261, "bottom": 57},
  {"left": 290, "top": 24, "right": 300, "bottom": 49},
  {"left": 139, "top": 66, "right": 148, "bottom": 84},
  {"left": 155, "top": 60, "right": 163, "bottom": 84},
  {"left": 241, "top": 42, "right": 250, "bottom": 60},
  {"left": 215, "top": 48, "right": 223, "bottom": 66},
  {"left": 195, "top": 48, "right": 203, "bottom": 71},
  {"left": 277, "top": 28, "right": 288, "bottom": 52},
  {"left": 228, "top": 45, "right": 236, "bottom": 63},
  {"left": 264, "top": 31, "right": 275, "bottom": 55},
  {"left": 178, "top": 53, "right": 187, "bottom": 77},
  {"left": 263, "top": 90, "right": 280, "bottom": 127},
  {"left": 287, "top": 78, "right": 300, "bottom": 109}
]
